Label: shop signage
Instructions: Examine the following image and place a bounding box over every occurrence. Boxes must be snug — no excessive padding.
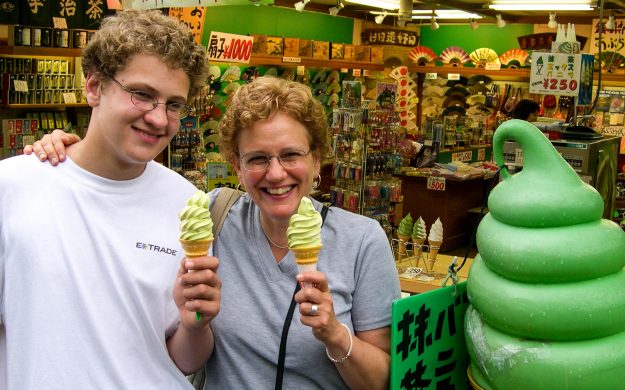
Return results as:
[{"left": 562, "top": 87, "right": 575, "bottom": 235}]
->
[
  {"left": 529, "top": 52, "right": 594, "bottom": 105},
  {"left": 361, "top": 29, "right": 418, "bottom": 47},
  {"left": 427, "top": 176, "right": 446, "bottom": 191},
  {"left": 589, "top": 18, "right": 625, "bottom": 56},
  {"left": 451, "top": 150, "right": 472, "bottom": 163},
  {"left": 169, "top": 7, "right": 206, "bottom": 45},
  {"left": 207, "top": 32, "right": 253, "bottom": 63},
  {"left": 390, "top": 282, "right": 470, "bottom": 389}
]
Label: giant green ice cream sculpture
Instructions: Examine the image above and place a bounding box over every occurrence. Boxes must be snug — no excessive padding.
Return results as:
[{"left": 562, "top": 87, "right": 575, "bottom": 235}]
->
[{"left": 465, "top": 119, "right": 625, "bottom": 389}]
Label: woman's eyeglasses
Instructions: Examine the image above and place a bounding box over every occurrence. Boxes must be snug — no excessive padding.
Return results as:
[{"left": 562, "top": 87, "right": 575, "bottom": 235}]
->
[{"left": 239, "top": 150, "right": 311, "bottom": 172}]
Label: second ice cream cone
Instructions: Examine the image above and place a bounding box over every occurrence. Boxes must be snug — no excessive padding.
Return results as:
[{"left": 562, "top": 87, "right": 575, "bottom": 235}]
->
[{"left": 412, "top": 237, "right": 426, "bottom": 262}]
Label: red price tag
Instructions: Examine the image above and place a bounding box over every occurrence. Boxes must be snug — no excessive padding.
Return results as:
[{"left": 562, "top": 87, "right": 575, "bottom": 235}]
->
[
  {"left": 427, "top": 176, "right": 446, "bottom": 191},
  {"left": 542, "top": 78, "right": 578, "bottom": 92},
  {"left": 208, "top": 32, "right": 253, "bottom": 64}
]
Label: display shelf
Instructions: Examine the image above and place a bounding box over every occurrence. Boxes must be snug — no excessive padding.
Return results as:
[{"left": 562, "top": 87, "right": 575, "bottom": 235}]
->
[
  {"left": 408, "top": 65, "right": 530, "bottom": 80},
  {"left": 2, "top": 103, "right": 89, "bottom": 109},
  {"left": 0, "top": 46, "right": 81, "bottom": 57},
  {"left": 248, "top": 54, "right": 385, "bottom": 71}
]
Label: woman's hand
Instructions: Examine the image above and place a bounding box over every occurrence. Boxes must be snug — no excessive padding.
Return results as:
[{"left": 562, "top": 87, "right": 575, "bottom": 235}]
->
[
  {"left": 23, "top": 129, "right": 81, "bottom": 166},
  {"left": 295, "top": 271, "right": 346, "bottom": 349}
]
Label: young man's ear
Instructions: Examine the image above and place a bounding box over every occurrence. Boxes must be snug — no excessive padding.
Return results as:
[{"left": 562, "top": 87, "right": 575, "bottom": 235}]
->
[{"left": 84, "top": 73, "right": 102, "bottom": 107}]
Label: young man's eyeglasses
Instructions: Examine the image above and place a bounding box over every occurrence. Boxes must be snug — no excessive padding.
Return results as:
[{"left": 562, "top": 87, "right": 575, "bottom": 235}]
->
[
  {"left": 109, "top": 77, "right": 193, "bottom": 120},
  {"left": 240, "top": 150, "right": 311, "bottom": 172}
]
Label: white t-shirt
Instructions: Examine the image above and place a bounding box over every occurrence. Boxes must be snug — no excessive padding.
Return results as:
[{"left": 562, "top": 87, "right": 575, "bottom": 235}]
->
[{"left": 0, "top": 155, "right": 197, "bottom": 389}]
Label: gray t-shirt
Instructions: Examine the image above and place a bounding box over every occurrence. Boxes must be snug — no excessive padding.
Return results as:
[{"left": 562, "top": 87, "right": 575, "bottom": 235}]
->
[{"left": 205, "top": 190, "right": 401, "bottom": 389}]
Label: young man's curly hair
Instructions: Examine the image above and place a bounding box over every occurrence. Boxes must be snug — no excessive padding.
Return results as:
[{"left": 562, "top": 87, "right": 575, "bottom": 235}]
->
[
  {"left": 219, "top": 77, "right": 328, "bottom": 163},
  {"left": 81, "top": 9, "right": 208, "bottom": 100}
]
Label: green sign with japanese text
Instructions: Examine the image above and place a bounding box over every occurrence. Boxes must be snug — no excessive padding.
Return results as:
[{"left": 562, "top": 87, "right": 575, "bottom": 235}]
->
[{"left": 391, "top": 282, "right": 470, "bottom": 390}]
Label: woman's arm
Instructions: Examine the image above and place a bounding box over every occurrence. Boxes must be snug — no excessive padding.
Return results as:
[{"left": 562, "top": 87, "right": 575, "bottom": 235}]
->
[{"left": 23, "top": 129, "right": 81, "bottom": 165}]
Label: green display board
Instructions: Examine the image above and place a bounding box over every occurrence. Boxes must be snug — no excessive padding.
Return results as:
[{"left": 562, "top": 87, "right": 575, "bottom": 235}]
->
[
  {"left": 201, "top": 5, "right": 354, "bottom": 45},
  {"left": 420, "top": 24, "right": 534, "bottom": 58},
  {"left": 391, "top": 282, "right": 470, "bottom": 390}
]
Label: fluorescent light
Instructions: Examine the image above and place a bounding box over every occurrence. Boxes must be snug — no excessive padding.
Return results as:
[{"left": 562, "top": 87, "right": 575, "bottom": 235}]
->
[
  {"left": 346, "top": 0, "right": 400, "bottom": 10},
  {"left": 490, "top": 0, "right": 591, "bottom": 4},
  {"left": 489, "top": 4, "right": 593, "bottom": 10}
]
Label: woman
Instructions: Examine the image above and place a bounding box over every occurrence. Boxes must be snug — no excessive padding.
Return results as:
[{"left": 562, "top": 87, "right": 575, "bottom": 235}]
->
[{"left": 27, "top": 76, "right": 401, "bottom": 389}]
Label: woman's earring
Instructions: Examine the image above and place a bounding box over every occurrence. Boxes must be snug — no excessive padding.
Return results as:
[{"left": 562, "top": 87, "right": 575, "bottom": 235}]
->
[{"left": 312, "top": 174, "right": 321, "bottom": 190}]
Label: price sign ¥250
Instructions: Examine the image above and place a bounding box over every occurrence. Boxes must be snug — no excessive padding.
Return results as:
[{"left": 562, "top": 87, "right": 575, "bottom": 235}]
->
[{"left": 207, "top": 32, "right": 253, "bottom": 64}]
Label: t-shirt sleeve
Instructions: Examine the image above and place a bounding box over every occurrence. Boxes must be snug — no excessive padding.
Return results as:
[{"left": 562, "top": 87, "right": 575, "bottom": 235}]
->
[{"left": 350, "top": 219, "right": 401, "bottom": 331}]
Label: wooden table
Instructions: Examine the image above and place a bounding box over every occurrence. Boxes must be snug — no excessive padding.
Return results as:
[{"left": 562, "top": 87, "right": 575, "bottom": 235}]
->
[{"left": 397, "top": 254, "right": 473, "bottom": 294}]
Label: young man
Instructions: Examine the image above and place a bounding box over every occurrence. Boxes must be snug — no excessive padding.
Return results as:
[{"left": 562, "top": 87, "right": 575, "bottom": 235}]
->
[{"left": 0, "top": 10, "right": 219, "bottom": 389}]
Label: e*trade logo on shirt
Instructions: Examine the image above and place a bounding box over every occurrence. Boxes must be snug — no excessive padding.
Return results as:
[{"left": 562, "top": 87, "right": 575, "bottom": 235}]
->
[{"left": 136, "top": 242, "right": 179, "bottom": 257}]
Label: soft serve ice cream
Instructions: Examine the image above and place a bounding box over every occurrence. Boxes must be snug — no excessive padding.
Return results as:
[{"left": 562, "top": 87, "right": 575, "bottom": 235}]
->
[
  {"left": 287, "top": 197, "right": 323, "bottom": 273},
  {"left": 427, "top": 218, "right": 443, "bottom": 268},
  {"left": 412, "top": 216, "right": 427, "bottom": 259},
  {"left": 179, "top": 190, "right": 214, "bottom": 245},
  {"left": 397, "top": 213, "right": 413, "bottom": 255},
  {"left": 466, "top": 119, "right": 625, "bottom": 389}
]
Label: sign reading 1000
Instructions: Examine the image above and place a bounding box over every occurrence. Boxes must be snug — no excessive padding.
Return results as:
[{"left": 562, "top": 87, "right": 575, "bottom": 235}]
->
[{"left": 207, "top": 32, "right": 253, "bottom": 64}]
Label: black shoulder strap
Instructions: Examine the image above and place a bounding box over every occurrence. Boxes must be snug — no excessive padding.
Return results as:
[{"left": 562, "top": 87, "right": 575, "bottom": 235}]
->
[{"left": 275, "top": 205, "right": 329, "bottom": 390}]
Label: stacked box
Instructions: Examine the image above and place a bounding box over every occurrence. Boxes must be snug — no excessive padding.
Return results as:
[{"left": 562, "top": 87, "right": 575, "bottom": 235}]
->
[
  {"left": 266, "top": 36, "right": 284, "bottom": 56},
  {"left": 355, "top": 45, "right": 371, "bottom": 62},
  {"left": 299, "top": 39, "right": 313, "bottom": 58},
  {"left": 283, "top": 37, "right": 300, "bottom": 57},
  {"left": 331, "top": 43, "right": 344, "bottom": 60},
  {"left": 313, "top": 41, "right": 330, "bottom": 60},
  {"left": 370, "top": 46, "right": 384, "bottom": 64},
  {"left": 344, "top": 44, "right": 355, "bottom": 61},
  {"left": 251, "top": 34, "right": 266, "bottom": 55}
]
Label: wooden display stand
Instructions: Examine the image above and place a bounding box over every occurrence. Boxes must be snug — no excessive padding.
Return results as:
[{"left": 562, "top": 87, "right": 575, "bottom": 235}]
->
[{"left": 396, "top": 174, "right": 487, "bottom": 252}]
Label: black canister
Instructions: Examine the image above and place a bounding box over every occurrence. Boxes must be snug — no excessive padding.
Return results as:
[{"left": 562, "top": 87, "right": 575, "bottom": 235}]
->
[
  {"left": 41, "top": 28, "right": 52, "bottom": 47},
  {"left": 13, "top": 25, "right": 23, "bottom": 46},
  {"left": 53, "top": 29, "right": 69, "bottom": 48}
]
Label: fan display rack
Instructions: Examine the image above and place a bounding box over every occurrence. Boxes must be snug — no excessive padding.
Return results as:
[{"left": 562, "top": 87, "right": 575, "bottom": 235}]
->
[{"left": 329, "top": 102, "right": 403, "bottom": 237}]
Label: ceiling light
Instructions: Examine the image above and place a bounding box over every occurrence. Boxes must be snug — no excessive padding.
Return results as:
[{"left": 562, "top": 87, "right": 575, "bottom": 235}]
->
[
  {"left": 496, "top": 14, "right": 506, "bottom": 28},
  {"left": 345, "top": 0, "right": 400, "bottom": 10},
  {"left": 607, "top": 11, "right": 616, "bottom": 30},
  {"left": 470, "top": 18, "right": 479, "bottom": 30},
  {"left": 294, "top": 0, "right": 310, "bottom": 12},
  {"left": 329, "top": 1, "right": 345, "bottom": 16},
  {"left": 375, "top": 13, "right": 387, "bottom": 24},
  {"left": 547, "top": 12, "right": 558, "bottom": 28},
  {"left": 431, "top": 16, "right": 439, "bottom": 30}
]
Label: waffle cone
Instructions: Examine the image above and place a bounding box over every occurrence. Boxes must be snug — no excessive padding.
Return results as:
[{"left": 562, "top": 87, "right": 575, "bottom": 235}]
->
[
  {"left": 397, "top": 233, "right": 411, "bottom": 255},
  {"left": 179, "top": 239, "right": 213, "bottom": 258},
  {"left": 427, "top": 240, "right": 442, "bottom": 261},
  {"left": 291, "top": 245, "right": 321, "bottom": 272},
  {"left": 412, "top": 237, "right": 426, "bottom": 259}
]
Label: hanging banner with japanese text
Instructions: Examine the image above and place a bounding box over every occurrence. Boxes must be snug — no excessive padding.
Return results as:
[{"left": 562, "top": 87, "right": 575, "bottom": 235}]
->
[
  {"left": 529, "top": 52, "right": 594, "bottom": 105},
  {"left": 168, "top": 7, "right": 205, "bottom": 45},
  {"left": 18, "top": 0, "right": 111, "bottom": 29},
  {"left": 390, "top": 282, "right": 470, "bottom": 389},
  {"left": 207, "top": 32, "right": 254, "bottom": 64},
  {"left": 361, "top": 29, "right": 419, "bottom": 47},
  {"left": 589, "top": 18, "right": 625, "bottom": 55}
]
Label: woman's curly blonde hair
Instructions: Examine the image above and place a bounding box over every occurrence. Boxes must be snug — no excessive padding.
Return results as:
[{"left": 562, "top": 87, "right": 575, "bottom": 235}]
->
[
  {"left": 219, "top": 77, "right": 328, "bottom": 163},
  {"left": 82, "top": 9, "right": 208, "bottom": 100}
]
